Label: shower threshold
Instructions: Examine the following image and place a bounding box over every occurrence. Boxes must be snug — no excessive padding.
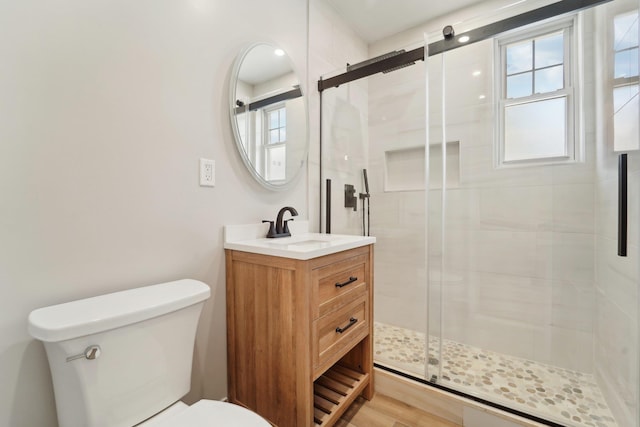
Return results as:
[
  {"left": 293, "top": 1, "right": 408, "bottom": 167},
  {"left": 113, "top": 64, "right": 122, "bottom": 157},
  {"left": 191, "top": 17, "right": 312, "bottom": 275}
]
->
[{"left": 374, "top": 322, "right": 618, "bottom": 427}]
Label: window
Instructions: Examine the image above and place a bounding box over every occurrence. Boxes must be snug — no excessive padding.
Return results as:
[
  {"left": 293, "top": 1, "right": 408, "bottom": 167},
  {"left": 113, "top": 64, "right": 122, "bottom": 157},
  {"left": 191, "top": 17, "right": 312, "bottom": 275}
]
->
[
  {"left": 263, "top": 105, "right": 287, "bottom": 181},
  {"left": 496, "top": 18, "right": 580, "bottom": 166},
  {"left": 612, "top": 10, "right": 639, "bottom": 151},
  {"left": 267, "top": 106, "right": 287, "bottom": 144}
]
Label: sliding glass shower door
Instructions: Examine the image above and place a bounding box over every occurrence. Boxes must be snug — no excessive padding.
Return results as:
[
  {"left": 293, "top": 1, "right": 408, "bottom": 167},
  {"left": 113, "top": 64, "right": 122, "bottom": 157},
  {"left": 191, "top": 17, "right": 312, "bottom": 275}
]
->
[
  {"left": 319, "top": 41, "right": 432, "bottom": 381},
  {"left": 429, "top": 1, "right": 640, "bottom": 426}
]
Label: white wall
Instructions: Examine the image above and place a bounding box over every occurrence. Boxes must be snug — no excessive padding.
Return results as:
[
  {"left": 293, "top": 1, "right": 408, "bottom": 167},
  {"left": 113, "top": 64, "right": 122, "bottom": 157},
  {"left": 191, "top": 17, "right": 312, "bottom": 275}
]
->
[{"left": 0, "top": 1, "right": 309, "bottom": 426}]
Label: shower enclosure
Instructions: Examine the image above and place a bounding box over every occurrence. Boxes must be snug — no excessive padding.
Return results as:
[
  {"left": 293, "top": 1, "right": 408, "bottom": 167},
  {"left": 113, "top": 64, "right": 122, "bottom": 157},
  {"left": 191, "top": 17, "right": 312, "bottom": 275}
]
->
[{"left": 318, "top": 0, "right": 639, "bottom": 426}]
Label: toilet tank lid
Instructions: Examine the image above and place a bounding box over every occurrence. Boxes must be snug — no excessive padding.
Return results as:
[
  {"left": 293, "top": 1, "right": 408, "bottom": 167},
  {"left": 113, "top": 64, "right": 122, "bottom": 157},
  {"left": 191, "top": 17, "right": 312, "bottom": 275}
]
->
[{"left": 28, "top": 279, "right": 210, "bottom": 342}]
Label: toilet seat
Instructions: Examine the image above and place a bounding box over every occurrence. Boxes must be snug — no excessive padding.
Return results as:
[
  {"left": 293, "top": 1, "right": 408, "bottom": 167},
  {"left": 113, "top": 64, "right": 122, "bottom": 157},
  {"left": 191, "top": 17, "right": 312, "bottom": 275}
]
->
[{"left": 142, "top": 400, "right": 270, "bottom": 427}]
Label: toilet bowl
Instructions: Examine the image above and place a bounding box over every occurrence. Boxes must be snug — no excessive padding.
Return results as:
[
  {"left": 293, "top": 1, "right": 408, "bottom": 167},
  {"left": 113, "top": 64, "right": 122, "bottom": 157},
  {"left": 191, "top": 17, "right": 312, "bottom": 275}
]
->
[
  {"left": 139, "top": 400, "right": 270, "bottom": 427},
  {"left": 28, "top": 279, "right": 270, "bottom": 427}
]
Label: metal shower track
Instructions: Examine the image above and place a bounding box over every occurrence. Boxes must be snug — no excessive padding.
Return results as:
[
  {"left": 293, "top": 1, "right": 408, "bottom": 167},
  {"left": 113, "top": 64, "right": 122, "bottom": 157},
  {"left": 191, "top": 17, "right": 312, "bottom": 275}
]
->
[{"left": 317, "top": 0, "right": 611, "bottom": 92}]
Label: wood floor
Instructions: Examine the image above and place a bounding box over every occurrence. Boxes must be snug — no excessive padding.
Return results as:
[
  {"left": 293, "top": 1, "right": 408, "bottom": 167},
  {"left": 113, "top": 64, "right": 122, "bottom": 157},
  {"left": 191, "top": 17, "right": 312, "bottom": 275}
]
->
[{"left": 336, "top": 394, "right": 462, "bottom": 427}]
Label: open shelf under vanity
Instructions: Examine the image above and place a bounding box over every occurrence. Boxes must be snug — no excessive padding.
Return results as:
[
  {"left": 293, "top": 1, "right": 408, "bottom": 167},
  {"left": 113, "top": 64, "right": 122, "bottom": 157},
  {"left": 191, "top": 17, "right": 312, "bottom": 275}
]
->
[{"left": 313, "top": 364, "right": 369, "bottom": 426}]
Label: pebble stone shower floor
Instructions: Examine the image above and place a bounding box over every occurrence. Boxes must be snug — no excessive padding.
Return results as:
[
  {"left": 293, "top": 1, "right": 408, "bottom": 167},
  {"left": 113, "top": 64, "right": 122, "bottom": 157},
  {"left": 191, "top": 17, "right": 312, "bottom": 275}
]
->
[{"left": 374, "top": 322, "right": 619, "bottom": 427}]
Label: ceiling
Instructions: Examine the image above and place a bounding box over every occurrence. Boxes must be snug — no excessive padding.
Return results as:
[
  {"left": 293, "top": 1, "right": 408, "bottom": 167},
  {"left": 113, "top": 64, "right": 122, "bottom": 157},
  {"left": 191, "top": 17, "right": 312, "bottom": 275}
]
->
[{"left": 324, "top": 0, "right": 488, "bottom": 43}]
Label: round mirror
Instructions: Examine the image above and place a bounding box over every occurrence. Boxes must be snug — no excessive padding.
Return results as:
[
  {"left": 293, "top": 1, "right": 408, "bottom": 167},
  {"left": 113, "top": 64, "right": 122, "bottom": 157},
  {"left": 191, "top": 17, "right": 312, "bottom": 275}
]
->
[{"left": 230, "top": 43, "right": 309, "bottom": 190}]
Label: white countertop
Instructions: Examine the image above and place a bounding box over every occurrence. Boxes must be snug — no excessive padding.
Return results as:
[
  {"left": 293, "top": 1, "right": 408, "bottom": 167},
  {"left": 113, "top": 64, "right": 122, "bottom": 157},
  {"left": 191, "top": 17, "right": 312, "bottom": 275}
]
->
[{"left": 224, "top": 221, "right": 375, "bottom": 260}]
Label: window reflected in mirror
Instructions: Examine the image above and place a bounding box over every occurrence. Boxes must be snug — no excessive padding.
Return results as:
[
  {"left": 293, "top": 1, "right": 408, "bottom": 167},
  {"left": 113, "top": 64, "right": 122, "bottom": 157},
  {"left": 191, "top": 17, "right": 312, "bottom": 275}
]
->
[{"left": 230, "top": 43, "right": 308, "bottom": 190}]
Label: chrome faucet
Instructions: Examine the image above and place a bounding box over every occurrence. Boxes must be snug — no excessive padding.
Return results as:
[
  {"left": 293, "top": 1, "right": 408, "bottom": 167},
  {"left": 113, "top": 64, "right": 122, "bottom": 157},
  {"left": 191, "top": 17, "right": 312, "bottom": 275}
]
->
[{"left": 262, "top": 206, "right": 298, "bottom": 238}]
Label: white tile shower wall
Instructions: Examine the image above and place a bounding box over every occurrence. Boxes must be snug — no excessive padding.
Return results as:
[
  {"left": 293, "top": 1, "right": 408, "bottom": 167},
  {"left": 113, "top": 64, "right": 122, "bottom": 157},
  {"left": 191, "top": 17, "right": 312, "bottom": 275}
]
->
[
  {"left": 308, "top": 0, "right": 369, "bottom": 234},
  {"left": 594, "top": 109, "right": 640, "bottom": 425},
  {"left": 368, "top": 14, "right": 598, "bottom": 374},
  {"left": 368, "top": 60, "right": 428, "bottom": 333},
  {"left": 320, "top": 83, "right": 370, "bottom": 235}
]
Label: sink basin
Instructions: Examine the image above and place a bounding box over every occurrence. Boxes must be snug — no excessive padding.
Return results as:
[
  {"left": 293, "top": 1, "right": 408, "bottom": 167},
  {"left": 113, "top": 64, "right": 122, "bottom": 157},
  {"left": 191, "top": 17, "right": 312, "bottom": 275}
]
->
[
  {"left": 224, "top": 222, "right": 375, "bottom": 260},
  {"left": 267, "top": 239, "right": 331, "bottom": 248}
]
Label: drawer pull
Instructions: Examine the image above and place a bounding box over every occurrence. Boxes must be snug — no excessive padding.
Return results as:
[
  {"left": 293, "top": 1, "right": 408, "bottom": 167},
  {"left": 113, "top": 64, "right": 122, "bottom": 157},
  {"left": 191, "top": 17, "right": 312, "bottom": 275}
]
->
[
  {"left": 335, "top": 317, "right": 358, "bottom": 333},
  {"left": 335, "top": 276, "right": 358, "bottom": 288}
]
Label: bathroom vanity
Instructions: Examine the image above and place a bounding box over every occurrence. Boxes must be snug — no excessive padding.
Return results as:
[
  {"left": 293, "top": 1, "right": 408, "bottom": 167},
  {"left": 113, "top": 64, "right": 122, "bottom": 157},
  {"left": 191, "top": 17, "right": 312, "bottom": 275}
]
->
[{"left": 224, "top": 223, "right": 375, "bottom": 427}]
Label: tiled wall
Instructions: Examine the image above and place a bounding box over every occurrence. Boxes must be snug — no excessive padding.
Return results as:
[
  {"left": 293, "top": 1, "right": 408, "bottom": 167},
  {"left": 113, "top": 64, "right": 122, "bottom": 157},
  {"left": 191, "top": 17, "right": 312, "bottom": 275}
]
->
[
  {"left": 308, "top": 0, "right": 368, "bottom": 234},
  {"left": 367, "top": 52, "right": 429, "bottom": 343},
  {"left": 369, "top": 24, "right": 598, "bottom": 372},
  {"left": 318, "top": 81, "right": 370, "bottom": 236}
]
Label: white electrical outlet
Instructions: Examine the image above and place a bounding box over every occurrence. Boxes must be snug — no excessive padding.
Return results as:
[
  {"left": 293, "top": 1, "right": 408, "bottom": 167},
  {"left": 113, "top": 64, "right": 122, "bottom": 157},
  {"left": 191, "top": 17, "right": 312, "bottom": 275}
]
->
[{"left": 200, "top": 158, "right": 215, "bottom": 187}]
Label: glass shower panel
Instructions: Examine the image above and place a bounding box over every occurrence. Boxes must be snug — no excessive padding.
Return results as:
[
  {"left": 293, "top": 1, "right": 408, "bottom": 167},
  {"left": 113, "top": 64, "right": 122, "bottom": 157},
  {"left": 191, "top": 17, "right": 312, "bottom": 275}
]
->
[
  {"left": 432, "top": 34, "right": 504, "bottom": 393},
  {"left": 426, "top": 37, "right": 444, "bottom": 385},
  {"left": 320, "top": 73, "right": 369, "bottom": 237},
  {"left": 433, "top": 1, "right": 640, "bottom": 426},
  {"left": 594, "top": 1, "right": 640, "bottom": 426},
  {"left": 320, "top": 42, "right": 432, "bottom": 381},
  {"left": 370, "top": 59, "right": 429, "bottom": 380}
]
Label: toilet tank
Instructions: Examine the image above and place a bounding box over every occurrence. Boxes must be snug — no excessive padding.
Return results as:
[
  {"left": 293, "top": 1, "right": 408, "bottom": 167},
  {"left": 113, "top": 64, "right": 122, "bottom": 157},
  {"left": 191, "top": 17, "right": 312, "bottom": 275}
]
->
[{"left": 28, "top": 279, "right": 210, "bottom": 427}]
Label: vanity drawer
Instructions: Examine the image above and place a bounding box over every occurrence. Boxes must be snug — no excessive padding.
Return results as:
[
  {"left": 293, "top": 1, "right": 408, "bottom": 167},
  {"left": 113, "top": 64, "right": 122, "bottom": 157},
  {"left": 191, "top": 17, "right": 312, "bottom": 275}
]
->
[
  {"left": 313, "top": 253, "right": 368, "bottom": 319},
  {"left": 313, "top": 295, "right": 369, "bottom": 374}
]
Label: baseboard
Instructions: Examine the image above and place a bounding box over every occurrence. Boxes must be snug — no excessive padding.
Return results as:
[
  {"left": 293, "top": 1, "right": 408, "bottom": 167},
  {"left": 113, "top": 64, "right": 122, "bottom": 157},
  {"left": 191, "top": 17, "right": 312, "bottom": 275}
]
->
[{"left": 374, "top": 367, "right": 552, "bottom": 427}]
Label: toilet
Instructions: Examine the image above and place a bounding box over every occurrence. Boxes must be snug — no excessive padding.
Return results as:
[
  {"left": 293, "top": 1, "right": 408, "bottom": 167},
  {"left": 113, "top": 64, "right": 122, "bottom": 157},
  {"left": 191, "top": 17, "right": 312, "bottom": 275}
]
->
[{"left": 28, "top": 279, "right": 270, "bottom": 427}]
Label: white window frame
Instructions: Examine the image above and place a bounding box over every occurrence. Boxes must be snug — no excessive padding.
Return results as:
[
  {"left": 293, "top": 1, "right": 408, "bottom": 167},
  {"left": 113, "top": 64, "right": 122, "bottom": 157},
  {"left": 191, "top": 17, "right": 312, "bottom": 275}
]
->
[{"left": 494, "top": 15, "right": 583, "bottom": 168}]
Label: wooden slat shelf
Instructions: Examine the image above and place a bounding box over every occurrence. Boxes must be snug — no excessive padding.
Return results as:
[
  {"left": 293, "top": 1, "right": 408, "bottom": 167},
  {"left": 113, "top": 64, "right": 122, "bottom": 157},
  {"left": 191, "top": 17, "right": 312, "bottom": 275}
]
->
[{"left": 313, "top": 365, "right": 370, "bottom": 427}]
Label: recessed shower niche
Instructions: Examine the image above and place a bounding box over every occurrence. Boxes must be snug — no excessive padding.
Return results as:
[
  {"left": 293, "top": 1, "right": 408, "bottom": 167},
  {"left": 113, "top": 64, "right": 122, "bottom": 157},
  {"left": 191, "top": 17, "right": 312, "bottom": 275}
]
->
[{"left": 384, "top": 141, "right": 460, "bottom": 191}]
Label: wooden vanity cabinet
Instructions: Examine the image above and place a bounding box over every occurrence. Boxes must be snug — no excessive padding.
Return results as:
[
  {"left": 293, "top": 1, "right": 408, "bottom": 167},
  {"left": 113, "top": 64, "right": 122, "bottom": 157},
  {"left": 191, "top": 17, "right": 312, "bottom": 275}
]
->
[{"left": 225, "top": 244, "right": 374, "bottom": 427}]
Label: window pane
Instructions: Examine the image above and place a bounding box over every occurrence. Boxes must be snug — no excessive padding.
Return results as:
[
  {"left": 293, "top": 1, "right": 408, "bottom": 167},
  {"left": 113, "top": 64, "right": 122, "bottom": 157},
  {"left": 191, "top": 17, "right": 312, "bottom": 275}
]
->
[
  {"left": 535, "top": 65, "right": 564, "bottom": 93},
  {"left": 280, "top": 127, "right": 286, "bottom": 142},
  {"left": 613, "top": 83, "right": 639, "bottom": 111},
  {"left": 614, "top": 11, "right": 639, "bottom": 51},
  {"left": 269, "top": 111, "right": 279, "bottom": 129},
  {"left": 506, "top": 41, "right": 533, "bottom": 74},
  {"left": 269, "top": 129, "right": 279, "bottom": 144},
  {"left": 504, "top": 97, "right": 567, "bottom": 161},
  {"left": 266, "top": 145, "right": 286, "bottom": 181},
  {"left": 615, "top": 48, "right": 639, "bottom": 78},
  {"left": 535, "top": 32, "right": 564, "bottom": 68},
  {"left": 279, "top": 108, "right": 286, "bottom": 127},
  {"left": 613, "top": 85, "right": 640, "bottom": 151},
  {"left": 507, "top": 72, "right": 533, "bottom": 98}
]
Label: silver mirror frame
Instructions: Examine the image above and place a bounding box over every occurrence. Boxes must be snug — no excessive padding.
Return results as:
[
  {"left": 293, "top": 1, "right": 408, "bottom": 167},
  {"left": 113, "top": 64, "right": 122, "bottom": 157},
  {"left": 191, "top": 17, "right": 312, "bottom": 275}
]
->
[{"left": 229, "top": 42, "right": 309, "bottom": 191}]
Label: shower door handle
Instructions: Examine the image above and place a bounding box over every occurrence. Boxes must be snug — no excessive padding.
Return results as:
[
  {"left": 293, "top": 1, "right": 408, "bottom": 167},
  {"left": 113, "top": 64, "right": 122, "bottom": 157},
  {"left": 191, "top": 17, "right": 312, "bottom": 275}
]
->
[{"left": 618, "top": 154, "right": 627, "bottom": 257}]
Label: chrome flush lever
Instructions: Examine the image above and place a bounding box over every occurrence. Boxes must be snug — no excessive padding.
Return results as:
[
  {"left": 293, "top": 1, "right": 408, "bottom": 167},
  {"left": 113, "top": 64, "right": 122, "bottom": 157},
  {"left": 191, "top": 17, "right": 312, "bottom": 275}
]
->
[{"left": 66, "top": 345, "right": 101, "bottom": 362}]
